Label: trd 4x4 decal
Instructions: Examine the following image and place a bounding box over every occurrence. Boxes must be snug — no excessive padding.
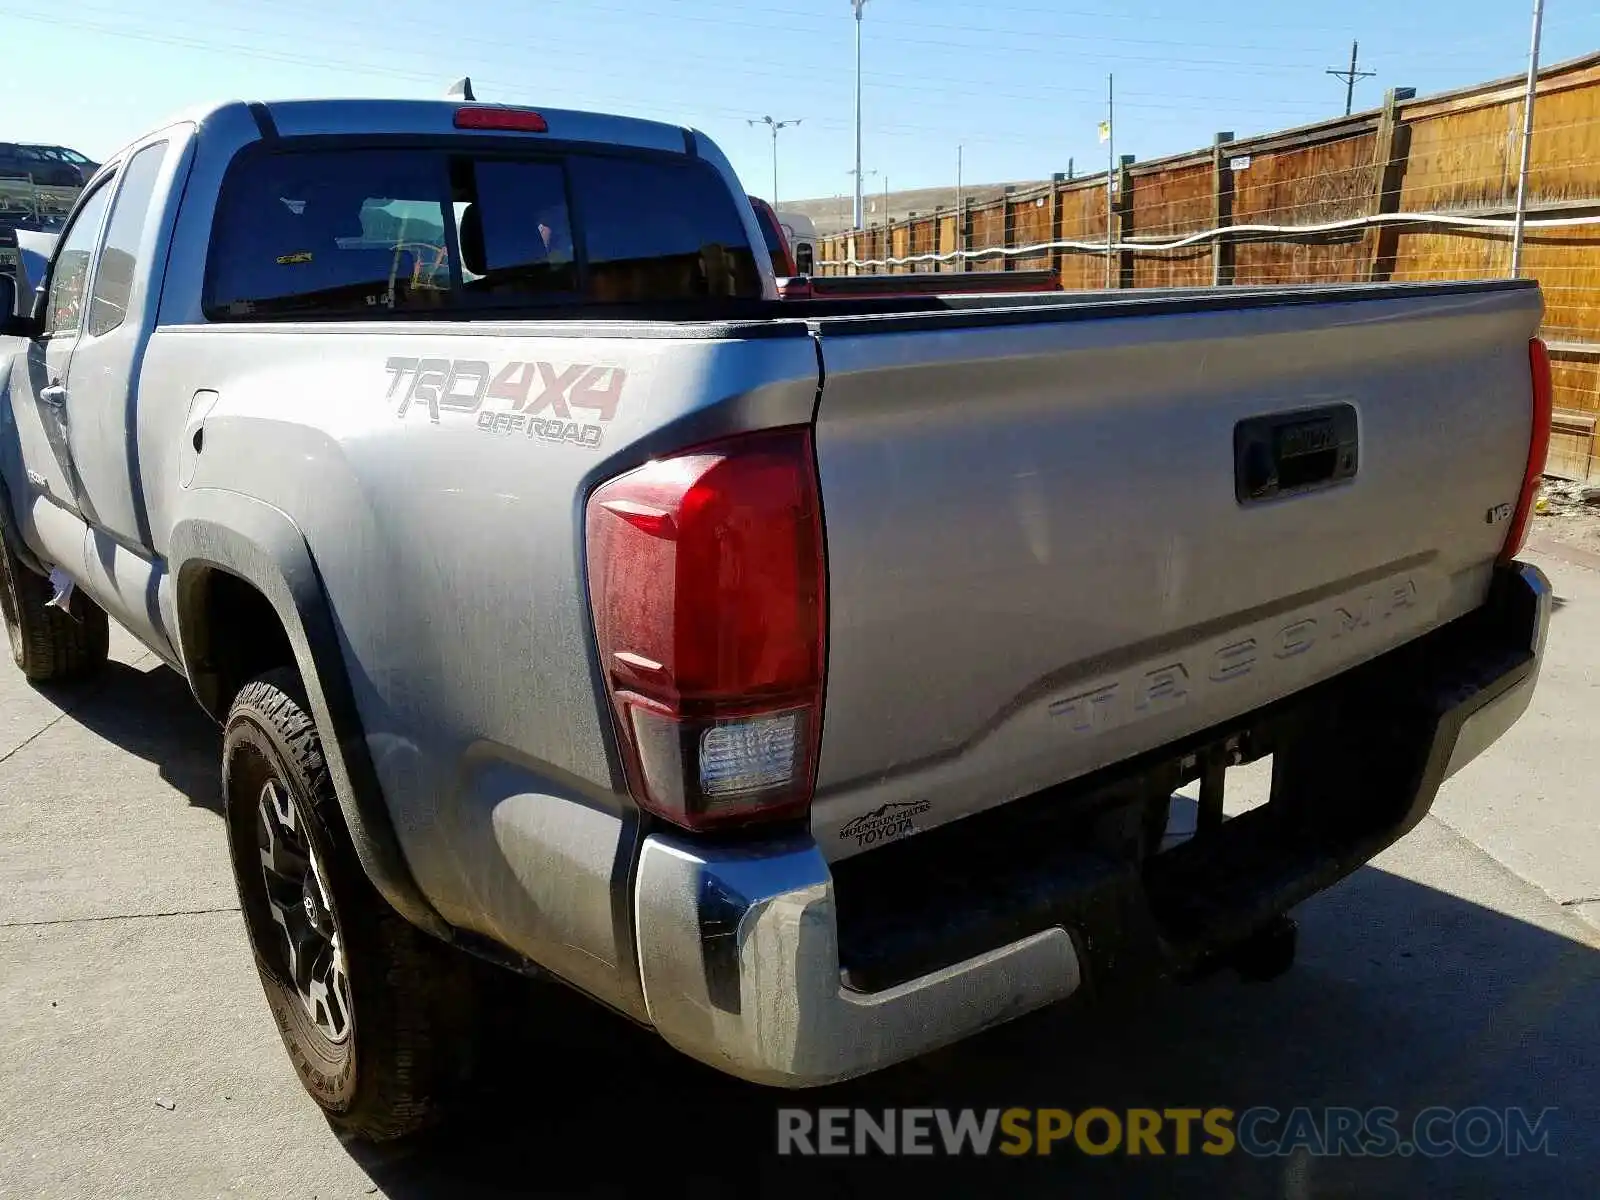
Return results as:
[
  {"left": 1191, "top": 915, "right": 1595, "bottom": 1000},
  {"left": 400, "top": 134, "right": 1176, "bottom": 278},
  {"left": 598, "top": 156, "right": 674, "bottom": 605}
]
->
[{"left": 384, "top": 357, "right": 627, "bottom": 450}]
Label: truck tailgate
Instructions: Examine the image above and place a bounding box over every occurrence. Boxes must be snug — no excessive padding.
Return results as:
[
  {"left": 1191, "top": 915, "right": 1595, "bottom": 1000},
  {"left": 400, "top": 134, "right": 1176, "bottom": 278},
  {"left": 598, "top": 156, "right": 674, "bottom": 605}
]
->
[{"left": 809, "top": 282, "right": 1543, "bottom": 859}]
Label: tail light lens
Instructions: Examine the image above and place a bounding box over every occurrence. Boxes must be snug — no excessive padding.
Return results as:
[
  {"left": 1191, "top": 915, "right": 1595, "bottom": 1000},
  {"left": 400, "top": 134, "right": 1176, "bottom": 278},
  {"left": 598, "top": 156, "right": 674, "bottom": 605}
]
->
[
  {"left": 1500, "top": 337, "right": 1554, "bottom": 563},
  {"left": 585, "top": 427, "right": 826, "bottom": 831}
]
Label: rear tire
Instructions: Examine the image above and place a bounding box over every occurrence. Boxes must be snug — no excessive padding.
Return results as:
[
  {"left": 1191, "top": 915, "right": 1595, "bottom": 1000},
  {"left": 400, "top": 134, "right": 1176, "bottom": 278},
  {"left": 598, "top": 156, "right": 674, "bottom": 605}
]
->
[
  {"left": 0, "top": 534, "right": 109, "bottom": 683},
  {"left": 223, "top": 668, "right": 480, "bottom": 1142}
]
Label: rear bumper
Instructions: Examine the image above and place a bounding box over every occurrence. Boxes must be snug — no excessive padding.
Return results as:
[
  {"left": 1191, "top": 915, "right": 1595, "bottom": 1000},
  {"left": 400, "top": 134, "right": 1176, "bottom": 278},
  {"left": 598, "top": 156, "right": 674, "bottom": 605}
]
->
[
  {"left": 632, "top": 562, "right": 1551, "bottom": 1088},
  {"left": 1443, "top": 563, "right": 1552, "bottom": 779}
]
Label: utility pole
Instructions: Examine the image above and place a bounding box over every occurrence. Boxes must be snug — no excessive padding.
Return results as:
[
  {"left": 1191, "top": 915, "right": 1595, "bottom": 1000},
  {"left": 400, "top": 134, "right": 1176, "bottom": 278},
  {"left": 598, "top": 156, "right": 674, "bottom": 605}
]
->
[
  {"left": 1327, "top": 40, "right": 1376, "bottom": 116},
  {"left": 852, "top": 0, "right": 870, "bottom": 229},
  {"left": 1104, "top": 73, "right": 1115, "bottom": 288},
  {"left": 956, "top": 144, "right": 963, "bottom": 217},
  {"left": 748, "top": 116, "right": 801, "bottom": 209},
  {"left": 1511, "top": 0, "right": 1546, "bottom": 277}
]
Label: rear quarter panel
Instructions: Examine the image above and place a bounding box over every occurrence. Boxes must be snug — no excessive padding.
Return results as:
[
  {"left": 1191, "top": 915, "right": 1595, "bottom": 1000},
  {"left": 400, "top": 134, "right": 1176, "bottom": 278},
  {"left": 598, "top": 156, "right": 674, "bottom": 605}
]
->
[{"left": 138, "top": 319, "right": 818, "bottom": 1008}]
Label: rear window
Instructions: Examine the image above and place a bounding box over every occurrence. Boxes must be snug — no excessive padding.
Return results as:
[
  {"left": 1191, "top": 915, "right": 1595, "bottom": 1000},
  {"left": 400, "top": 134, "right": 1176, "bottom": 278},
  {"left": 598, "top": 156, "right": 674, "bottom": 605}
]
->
[{"left": 205, "top": 145, "right": 761, "bottom": 320}]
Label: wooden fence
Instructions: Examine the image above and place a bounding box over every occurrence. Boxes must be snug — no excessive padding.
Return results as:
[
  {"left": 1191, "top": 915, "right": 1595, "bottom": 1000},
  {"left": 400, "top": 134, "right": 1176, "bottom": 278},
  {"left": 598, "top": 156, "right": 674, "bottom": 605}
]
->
[{"left": 819, "top": 53, "right": 1600, "bottom": 478}]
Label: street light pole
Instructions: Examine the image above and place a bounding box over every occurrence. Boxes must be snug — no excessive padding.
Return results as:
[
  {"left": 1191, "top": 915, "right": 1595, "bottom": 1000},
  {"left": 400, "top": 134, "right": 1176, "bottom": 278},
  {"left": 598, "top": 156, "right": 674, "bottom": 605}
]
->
[
  {"left": 852, "top": 0, "right": 869, "bottom": 229},
  {"left": 748, "top": 116, "right": 802, "bottom": 209}
]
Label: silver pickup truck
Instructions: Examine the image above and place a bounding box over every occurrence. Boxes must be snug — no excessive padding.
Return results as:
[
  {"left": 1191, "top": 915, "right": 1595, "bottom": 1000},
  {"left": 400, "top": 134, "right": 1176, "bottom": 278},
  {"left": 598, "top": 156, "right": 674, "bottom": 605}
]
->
[{"left": 0, "top": 98, "right": 1555, "bottom": 1141}]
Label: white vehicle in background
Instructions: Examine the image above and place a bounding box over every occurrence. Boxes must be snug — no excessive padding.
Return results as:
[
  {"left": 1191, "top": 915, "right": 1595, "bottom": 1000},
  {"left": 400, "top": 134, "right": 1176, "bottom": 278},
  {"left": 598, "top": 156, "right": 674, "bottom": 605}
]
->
[{"left": 776, "top": 209, "right": 817, "bottom": 274}]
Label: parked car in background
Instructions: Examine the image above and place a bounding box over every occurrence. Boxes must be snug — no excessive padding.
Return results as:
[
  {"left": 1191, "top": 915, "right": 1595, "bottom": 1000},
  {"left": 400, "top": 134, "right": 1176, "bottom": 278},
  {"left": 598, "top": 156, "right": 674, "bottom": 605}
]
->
[
  {"left": 0, "top": 143, "right": 97, "bottom": 188},
  {"left": 776, "top": 209, "right": 817, "bottom": 273}
]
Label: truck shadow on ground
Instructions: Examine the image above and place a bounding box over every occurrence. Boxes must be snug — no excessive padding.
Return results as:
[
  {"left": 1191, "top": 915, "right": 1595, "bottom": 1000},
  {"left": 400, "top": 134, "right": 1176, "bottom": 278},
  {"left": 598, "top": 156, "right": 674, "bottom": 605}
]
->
[
  {"left": 33, "top": 658, "right": 222, "bottom": 814},
  {"left": 349, "top": 863, "right": 1600, "bottom": 1198}
]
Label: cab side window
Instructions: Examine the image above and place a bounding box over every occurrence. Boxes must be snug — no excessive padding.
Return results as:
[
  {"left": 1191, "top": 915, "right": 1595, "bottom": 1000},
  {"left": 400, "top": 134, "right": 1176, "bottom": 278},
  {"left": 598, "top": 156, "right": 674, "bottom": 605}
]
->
[
  {"left": 43, "top": 181, "right": 113, "bottom": 336},
  {"left": 87, "top": 142, "right": 168, "bottom": 337}
]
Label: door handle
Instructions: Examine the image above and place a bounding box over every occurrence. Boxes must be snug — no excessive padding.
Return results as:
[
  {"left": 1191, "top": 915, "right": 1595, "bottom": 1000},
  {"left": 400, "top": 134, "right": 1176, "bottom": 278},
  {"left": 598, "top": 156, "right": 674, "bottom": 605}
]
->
[{"left": 39, "top": 384, "right": 67, "bottom": 407}]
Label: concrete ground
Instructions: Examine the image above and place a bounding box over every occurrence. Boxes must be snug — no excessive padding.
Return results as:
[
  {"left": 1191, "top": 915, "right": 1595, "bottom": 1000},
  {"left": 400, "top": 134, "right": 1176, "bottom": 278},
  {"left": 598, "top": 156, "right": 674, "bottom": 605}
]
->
[{"left": 1, "top": 542, "right": 1597, "bottom": 1198}]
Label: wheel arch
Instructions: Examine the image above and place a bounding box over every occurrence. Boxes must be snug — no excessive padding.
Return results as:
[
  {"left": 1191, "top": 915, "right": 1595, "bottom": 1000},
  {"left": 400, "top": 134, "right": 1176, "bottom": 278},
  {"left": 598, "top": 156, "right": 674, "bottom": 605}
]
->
[
  {"left": 169, "top": 490, "right": 452, "bottom": 942},
  {"left": 0, "top": 467, "right": 47, "bottom": 577}
]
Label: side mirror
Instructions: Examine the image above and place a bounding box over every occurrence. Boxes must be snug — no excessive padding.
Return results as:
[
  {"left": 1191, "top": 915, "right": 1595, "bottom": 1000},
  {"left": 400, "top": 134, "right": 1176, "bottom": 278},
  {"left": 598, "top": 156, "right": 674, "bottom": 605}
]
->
[{"left": 0, "top": 273, "right": 40, "bottom": 337}]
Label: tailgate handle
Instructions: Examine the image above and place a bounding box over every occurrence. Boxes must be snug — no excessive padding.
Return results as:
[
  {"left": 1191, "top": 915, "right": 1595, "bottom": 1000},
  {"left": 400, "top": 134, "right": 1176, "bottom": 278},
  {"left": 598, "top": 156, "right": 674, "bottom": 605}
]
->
[{"left": 1234, "top": 404, "right": 1359, "bottom": 504}]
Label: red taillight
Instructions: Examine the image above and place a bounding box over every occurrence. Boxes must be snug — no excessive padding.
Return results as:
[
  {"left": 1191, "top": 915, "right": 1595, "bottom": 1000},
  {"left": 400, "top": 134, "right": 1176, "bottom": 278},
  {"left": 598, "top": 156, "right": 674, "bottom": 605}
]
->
[
  {"left": 585, "top": 428, "right": 826, "bottom": 831},
  {"left": 453, "top": 107, "right": 549, "bottom": 132},
  {"left": 1500, "top": 337, "right": 1554, "bottom": 563}
]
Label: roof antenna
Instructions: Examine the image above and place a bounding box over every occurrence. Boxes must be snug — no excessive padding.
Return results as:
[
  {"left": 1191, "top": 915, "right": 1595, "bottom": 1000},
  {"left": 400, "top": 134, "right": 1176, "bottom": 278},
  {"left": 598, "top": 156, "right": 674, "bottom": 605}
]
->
[{"left": 446, "top": 77, "right": 476, "bottom": 102}]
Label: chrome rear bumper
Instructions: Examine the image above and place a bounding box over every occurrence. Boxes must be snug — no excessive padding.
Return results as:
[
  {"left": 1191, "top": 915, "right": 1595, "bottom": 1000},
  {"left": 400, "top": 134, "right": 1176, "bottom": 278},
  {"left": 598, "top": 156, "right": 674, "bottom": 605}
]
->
[{"left": 633, "top": 836, "right": 1080, "bottom": 1087}]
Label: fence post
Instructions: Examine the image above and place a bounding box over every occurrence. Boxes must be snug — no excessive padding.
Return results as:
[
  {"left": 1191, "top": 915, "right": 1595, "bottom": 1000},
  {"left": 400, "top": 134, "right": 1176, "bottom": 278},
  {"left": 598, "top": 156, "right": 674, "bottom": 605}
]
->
[
  {"left": 932, "top": 205, "right": 944, "bottom": 273},
  {"left": 1367, "top": 86, "right": 1416, "bottom": 282},
  {"left": 1050, "top": 172, "right": 1067, "bottom": 287},
  {"left": 1212, "top": 131, "right": 1236, "bottom": 286},
  {"left": 1002, "top": 186, "right": 1018, "bottom": 271},
  {"left": 962, "top": 197, "right": 975, "bottom": 272},
  {"left": 1116, "top": 155, "right": 1135, "bottom": 288}
]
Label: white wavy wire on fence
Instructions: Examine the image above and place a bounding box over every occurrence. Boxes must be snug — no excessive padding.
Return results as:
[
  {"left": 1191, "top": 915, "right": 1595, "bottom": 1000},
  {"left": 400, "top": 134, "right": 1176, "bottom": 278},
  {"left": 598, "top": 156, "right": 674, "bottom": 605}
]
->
[{"left": 834, "top": 209, "right": 1600, "bottom": 270}]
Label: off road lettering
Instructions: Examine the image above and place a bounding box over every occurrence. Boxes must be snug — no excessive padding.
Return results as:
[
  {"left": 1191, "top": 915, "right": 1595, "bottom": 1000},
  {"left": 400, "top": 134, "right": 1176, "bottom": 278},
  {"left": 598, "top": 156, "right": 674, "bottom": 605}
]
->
[{"left": 476, "top": 411, "right": 604, "bottom": 448}]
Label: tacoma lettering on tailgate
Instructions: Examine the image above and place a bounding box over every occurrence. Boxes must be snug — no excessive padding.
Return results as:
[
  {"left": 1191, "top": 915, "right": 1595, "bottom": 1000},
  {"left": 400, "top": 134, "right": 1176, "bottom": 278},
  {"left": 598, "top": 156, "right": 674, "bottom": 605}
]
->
[
  {"left": 1049, "top": 578, "right": 1422, "bottom": 737},
  {"left": 384, "top": 357, "right": 628, "bottom": 450}
]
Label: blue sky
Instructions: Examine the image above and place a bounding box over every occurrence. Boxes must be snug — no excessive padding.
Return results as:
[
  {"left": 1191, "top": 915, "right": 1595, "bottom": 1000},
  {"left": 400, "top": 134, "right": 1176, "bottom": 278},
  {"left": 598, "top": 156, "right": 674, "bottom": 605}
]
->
[{"left": 4, "top": 0, "right": 1597, "bottom": 210}]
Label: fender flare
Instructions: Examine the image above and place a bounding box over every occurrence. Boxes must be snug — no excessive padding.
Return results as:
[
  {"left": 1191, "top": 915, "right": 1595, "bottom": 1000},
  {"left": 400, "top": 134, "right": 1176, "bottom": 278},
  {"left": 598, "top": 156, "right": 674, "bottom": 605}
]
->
[
  {"left": 169, "top": 490, "right": 452, "bottom": 942},
  {"left": 0, "top": 427, "right": 47, "bottom": 577}
]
